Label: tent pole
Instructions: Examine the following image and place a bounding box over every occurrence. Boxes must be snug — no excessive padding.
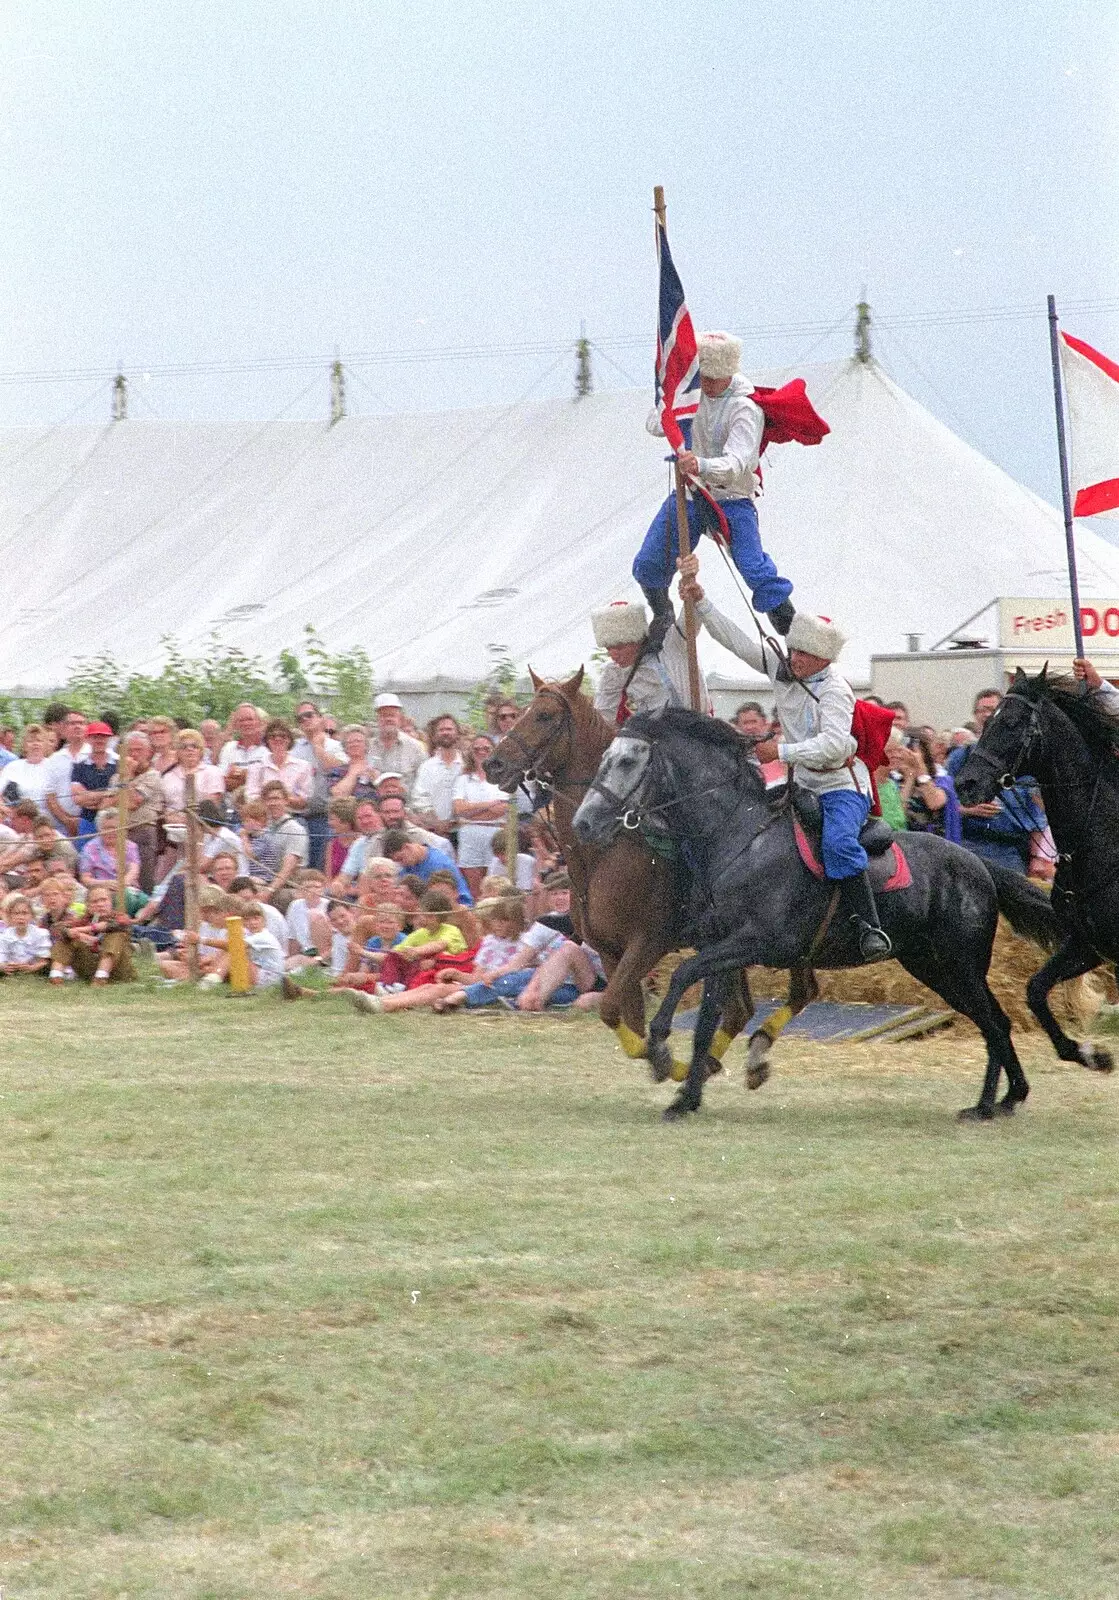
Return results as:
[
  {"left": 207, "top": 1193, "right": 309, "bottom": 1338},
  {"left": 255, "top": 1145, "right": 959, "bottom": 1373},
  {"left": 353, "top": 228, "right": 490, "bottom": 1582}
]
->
[
  {"left": 1047, "top": 294, "right": 1085, "bottom": 658},
  {"left": 653, "top": 186, "right": 703, "bottom": 712}
]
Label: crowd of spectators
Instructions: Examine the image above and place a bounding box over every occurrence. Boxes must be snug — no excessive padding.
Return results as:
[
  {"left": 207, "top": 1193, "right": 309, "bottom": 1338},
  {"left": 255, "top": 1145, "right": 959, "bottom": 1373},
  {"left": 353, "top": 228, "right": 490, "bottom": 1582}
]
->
[
  {"left": 0, "top": 691, "right": 605, "bottom": 1010},
  {"left": 0, "top": 679, "right": 1055, "bottom": 1000}
]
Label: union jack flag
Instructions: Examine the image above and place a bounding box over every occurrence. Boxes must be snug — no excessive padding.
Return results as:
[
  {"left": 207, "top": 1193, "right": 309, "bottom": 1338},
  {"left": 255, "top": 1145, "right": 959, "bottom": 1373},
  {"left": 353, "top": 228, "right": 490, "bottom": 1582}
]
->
[{"left": 654, "top": 215, "right": 700, "bottom": 453}]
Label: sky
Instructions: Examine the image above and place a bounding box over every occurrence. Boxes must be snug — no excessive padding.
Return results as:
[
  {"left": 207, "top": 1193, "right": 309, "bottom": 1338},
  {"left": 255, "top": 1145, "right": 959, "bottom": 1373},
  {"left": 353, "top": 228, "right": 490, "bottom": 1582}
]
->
[{"left": 1, "top": 0, "right": 1117, "bottom": 506}]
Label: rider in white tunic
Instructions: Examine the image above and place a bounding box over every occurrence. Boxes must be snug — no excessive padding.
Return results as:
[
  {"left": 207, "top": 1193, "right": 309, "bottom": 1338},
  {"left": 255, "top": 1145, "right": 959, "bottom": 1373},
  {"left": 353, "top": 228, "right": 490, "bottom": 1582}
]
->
[
  {"left": 591, "top": 599, "right": 700, "bottom": 726},
  {"left": 678, "top": 555, "right": 891, "bottom": 959}
]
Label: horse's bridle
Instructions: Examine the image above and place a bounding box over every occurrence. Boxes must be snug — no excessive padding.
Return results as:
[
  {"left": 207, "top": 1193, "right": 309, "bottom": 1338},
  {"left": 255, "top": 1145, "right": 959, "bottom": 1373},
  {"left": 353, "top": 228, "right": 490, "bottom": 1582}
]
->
[
  {"left": 587, "top": 730, "right": 762, "bottom": 838},
  {"left": 494, "top": 687, "right": 600, "bottom": 804},
  {"left": 959, "top": 692, "right": 1042, "bottom": 791}
]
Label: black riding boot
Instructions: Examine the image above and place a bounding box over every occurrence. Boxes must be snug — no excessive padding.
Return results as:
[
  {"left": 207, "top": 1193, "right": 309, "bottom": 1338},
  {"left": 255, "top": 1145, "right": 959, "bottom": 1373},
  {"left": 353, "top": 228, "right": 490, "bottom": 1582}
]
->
[
  {"left": 840, "top": 871, "right": 893, "bottom": 960},
  {"left": 767, "top": 599, "right": 796, "bottom": 635},
  {"left": 640, "top": 584, "right": 675, "bottom": 652}
]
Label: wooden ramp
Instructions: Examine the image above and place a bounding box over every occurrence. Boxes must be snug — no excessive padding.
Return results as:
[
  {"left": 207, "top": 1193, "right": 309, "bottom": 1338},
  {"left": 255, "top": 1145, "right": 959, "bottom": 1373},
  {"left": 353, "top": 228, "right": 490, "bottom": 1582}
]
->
[{"left": 674, "top": 998, "right": 954, "bottom": 1045}]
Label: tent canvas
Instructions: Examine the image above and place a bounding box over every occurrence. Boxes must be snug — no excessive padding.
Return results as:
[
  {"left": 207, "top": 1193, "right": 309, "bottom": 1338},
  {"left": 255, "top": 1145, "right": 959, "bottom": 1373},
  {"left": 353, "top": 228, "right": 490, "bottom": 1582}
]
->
[{"left": 4, "top": 357, "right": 1119, "bottom": 693}]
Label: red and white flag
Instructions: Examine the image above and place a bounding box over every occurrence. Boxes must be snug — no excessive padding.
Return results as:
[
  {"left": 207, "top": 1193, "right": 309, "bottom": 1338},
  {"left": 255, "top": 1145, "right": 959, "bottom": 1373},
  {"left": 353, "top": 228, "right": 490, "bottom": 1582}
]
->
[{"left": 1059, "top": 332, "right": 1119, "bottom": 518}]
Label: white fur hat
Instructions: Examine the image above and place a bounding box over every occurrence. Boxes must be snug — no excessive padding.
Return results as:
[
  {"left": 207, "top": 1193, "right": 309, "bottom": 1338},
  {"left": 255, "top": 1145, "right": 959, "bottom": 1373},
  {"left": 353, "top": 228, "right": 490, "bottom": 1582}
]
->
[
  {"left": 592, "top": 600, "right": 649, "bottom": 648},
  {"left": 786, "top": 612, "right": 846, "bottom": 661},
  {"left": 696, "top": 331, "right": 741, "bottom": 379}
]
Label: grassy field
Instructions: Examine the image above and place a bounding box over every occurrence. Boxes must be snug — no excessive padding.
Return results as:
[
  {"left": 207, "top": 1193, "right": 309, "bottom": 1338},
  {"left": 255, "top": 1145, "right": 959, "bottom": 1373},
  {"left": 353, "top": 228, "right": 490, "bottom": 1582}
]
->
[{"left": 1, "top": 979, "right": 1117, "bottom": 1599}]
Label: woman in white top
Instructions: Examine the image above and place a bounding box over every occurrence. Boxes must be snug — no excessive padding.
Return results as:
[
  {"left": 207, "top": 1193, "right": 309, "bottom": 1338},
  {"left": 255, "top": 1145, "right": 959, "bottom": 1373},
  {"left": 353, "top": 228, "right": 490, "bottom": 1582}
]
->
[
  {"left": 451, "top": 733, "right": 509, "bottom": 898},
  {"left": 244, "top": 719, "right": 313, "bottom": 808},
  {"left": 2, "top": 725, "right": 53, "bottom": 809}
]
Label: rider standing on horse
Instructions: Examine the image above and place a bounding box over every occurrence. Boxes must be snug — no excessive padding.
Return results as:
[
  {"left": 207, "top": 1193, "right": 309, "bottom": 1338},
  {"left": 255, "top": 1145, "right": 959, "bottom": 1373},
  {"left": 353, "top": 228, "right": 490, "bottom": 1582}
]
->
[
  {"left": 678, "top": 553, "right": 892, "bottom": 961},
  {"left": 636, "top": 332, "right": 796, "bottom": 649},
  {"left": 591, "top": 599, "right": 705, "bottom": 726}
]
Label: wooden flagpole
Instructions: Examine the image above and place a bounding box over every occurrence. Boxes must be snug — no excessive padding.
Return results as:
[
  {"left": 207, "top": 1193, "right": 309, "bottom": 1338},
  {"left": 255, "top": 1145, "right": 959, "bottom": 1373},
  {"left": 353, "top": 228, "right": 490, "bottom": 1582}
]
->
[
  {"left": 1047, "top": 294, "right": 1086, "bottom": 658},
  {"left": 653, "top": 186, "right": 703, "bottom": 712}
]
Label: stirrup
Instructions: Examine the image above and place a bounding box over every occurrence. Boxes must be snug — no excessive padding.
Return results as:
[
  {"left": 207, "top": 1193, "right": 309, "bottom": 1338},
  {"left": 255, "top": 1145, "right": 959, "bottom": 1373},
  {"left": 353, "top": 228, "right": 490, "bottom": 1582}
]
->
[{"left": 854, "top": 919, "right": 892, "bottom": 959}]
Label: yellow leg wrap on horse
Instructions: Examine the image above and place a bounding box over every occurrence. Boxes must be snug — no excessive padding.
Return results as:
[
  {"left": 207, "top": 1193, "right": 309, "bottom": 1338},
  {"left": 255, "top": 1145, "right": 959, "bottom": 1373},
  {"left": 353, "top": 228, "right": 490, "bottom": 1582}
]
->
[
  {"left": 614, "top": 1021, "right": 648, "bottom": 1060},
  {"left": 670, "top": 1057, "right": 689, "bottom": 1082},
  {"left": 762, "top": 1004, "right": 793, "bottom": 1041},
  {"left": 709, "top": 1027, "right": 736, "bottom": 1061}
]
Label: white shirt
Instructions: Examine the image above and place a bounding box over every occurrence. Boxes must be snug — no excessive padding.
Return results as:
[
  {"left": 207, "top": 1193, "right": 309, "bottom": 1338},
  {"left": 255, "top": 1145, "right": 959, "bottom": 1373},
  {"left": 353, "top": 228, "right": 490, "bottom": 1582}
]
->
[
  {"left": 43, "top": 743, "right": 89, "bottom": 822},
  {"left": 218, "top": 739, "right": 269, "bottom": 776},
  {"left": 3, "top": 759, "right": 53, "bottom": 808},
  {"left": 412, "top": 752, "right": 465, "bottom": 821},
  {"left": 594, "top": 612, "right": 700, "bottom": 724},
  {"left": 647, "top": 373, "right": 765, "bottom": 501},
  {"left": 696, "top": 598, "right": 867, "bottom": 796},
  {"left": 0, "top": 924, "right": 52, "bottom": 965},
  {"left": 245, "top": 928, "right": 285, "bottom": 987}
]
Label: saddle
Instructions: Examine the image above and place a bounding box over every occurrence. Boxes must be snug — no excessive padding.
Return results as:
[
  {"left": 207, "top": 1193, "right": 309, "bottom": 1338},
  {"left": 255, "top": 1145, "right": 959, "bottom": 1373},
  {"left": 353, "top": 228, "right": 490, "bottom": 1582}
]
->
[{"left": 791, "top": 787, "right": 912, "bottom": 891}]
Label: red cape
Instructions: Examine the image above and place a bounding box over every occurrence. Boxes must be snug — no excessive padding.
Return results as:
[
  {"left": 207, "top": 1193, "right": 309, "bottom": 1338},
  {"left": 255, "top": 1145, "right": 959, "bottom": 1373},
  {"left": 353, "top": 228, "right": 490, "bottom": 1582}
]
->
[
  {"left": 750, "top": 380, "right": 830, "bottom": 450},
  {"left": 851, "top": 699, "right": 896, "bottom": 816}
]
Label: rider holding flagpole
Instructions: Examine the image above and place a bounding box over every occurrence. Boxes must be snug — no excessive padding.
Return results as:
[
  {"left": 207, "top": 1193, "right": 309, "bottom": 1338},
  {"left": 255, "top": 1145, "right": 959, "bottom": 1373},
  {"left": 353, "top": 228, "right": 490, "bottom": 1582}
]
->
[
  {"left": 677, "top": 551, "right": 892, "bottom": 961},
  {"left": 637, "top": 330, "right": 797, "bottom": 646}
]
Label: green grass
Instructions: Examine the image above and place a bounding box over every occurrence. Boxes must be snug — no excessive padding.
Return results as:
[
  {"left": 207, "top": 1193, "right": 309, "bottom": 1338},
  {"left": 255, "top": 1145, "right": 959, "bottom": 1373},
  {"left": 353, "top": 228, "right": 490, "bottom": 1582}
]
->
[{"left": 1, "top": 978, "right": 1117, "bottom": 1597}]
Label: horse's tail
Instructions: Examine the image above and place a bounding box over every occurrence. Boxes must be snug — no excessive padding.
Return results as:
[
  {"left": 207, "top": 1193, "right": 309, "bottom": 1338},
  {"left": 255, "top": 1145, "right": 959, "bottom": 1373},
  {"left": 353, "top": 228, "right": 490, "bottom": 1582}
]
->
[{"left": 986, "top": 862, "right": 1061, "bottom": 952}]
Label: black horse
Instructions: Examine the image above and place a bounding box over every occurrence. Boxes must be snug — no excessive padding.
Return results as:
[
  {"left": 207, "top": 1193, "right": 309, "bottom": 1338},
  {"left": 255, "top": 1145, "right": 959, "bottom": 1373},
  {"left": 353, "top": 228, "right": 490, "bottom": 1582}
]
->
[
  {"left": 572, "top": 708, "right": 1058, "bottom": 1122},
  {"left": 954, "top": 667, "right": 1116, "bottom": 1075}
]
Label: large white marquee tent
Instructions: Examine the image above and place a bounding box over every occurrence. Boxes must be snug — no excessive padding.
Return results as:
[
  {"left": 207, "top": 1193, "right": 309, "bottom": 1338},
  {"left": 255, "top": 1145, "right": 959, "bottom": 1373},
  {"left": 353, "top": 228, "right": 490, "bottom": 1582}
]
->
[{"left": 4, "top": 355, "right": 1119, "bottom": 696}]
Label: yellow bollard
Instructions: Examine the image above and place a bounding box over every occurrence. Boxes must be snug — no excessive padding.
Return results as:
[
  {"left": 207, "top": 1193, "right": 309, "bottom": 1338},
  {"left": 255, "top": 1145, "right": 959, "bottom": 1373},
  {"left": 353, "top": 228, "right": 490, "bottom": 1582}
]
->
[{"left": 226, "top": 916, "right": 252, "bottom": 995}]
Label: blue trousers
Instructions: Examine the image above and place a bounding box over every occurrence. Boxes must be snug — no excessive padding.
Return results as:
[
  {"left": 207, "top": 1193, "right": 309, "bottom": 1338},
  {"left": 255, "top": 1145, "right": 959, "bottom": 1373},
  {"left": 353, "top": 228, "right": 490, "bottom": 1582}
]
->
[
  {"left": 462, "top": 969, "right": 581, "bottom": 1008},
  {"left": 819, "top": 788, "right": 871, "bottom": 879},
  {"left": 633, "top": 494, "right": 792, "bottom": 614}
]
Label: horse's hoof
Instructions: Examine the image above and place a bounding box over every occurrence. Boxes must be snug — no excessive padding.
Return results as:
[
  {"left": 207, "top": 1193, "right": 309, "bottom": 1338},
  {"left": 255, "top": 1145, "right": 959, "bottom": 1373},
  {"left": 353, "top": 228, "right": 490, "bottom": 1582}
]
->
[
  {"left": 701, "top": 1054, "right": 724, "bottom": 1079},
  {"left": 957, "top": 1105, "right": 996, "bottom": 1123},
  {"left": 662, "top": 1098, "right": 698, "bottom": 1122},
  {"left": 646, "top": 1039, "right": 674, "bottom": 1083},
  {"left": 993, "top": 1097, "right": 1019, "bottom": 1116},
  {"left": 746, "top": 1061, "right": 771, "bottom": 1091},
  {"left": 1079, "top": 1041, "right": 1115, "bottom": 1074}
]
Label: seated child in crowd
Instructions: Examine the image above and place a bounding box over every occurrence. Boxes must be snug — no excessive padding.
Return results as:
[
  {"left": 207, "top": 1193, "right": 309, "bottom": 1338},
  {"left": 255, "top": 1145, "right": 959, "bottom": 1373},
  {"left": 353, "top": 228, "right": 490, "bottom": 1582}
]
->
[
  {"left": 0, "top": 892, "right": 52, "bottom": 976},
  {"left": 284, "top": 869, "right": 332, "bottom": 960},
  {"left": 439, "top": 873, "right": 602, "bottom": 1012},
  {"left": 330, "top": 900, "right": 407, "bottom": 990},
  {"left": 345, "top": 891, "right": 523, "bottom": 1015},
  {"left": 187, "top": 901, "right": 285, "bottom": 992},
  {"left": 48, "top": 882, "right": 135, "bottom": 985}
]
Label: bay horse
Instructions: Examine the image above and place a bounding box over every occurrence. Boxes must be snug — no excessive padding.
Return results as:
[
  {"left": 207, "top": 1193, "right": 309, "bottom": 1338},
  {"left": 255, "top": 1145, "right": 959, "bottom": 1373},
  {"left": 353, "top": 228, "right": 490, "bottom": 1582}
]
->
[
  {"left": 486, "top": 671, "right": 794, "bottom": 1079},
  {"left": 573, "top": 708, "right": 1059, "bottom": 1122},
  {"left": 954, "top": 667, "right": 1116, "bottom": 1075}
]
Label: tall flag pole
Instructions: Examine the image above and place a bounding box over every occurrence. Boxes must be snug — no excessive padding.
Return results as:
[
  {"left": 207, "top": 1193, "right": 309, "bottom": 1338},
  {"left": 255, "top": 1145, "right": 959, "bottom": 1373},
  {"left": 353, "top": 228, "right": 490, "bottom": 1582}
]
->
[
  {"left": 1047, "top": 294, "right": 1086, "bottom": 657},
  {"left": 653, "top": 186, "right": 703, "bottom": 711}
]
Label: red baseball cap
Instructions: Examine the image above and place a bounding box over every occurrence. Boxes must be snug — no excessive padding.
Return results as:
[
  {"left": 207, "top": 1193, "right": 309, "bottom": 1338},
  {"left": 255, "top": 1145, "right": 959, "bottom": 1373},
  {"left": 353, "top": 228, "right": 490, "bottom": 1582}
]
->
[{"left": 85, "top": 721, "right": 113, "bottom": 737}]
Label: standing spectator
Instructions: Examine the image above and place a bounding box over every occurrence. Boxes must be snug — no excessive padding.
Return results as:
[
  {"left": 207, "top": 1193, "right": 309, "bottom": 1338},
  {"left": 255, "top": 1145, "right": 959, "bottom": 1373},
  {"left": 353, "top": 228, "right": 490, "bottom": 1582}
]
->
[
  {"left": 70, "top": 723, "right": 118, "bottom": 840},
  {"left": 946, "top": 688, "right": 1048, "bottom": 875},
  {"left": 245, "top": 719, "right": 313, "bottom": 809},
  {"left": 412, "top": 715, "right": 465, "bottom": 837},
  {"left": 112, "top": 731, "right": 164, "bottom": 892},
  {"left": 330, "top": 725, "right": 381, "bottom": 807},
  {"left": 43, "top": 709, "right": 89, "bottom": 837},
  {"left": 160, "top": 729, "right": 227, "bottom": 822},
  {"left": 254, "top": 781, "right": 309, "bottom": 910},
  {"left": 0, "top": 728, "right": 15, "bottom": 768},
  {"left": 904, "top": 735, "right": 962, "bottom": 842},
  {"left": 370, "top": 776, "right": 451, "bottom": 855},
  {"left": 452, "top": 733, "right": 509, "bottom": 900},
  {"left": 732, "top": 701, "right": 769, "bottom": 737},
  {"left": 491, "top": 700, "right": 521, "bottom": 738},
  {"left": 886, "top": 701, "right": 911, "bottom": 740},
  {"left": 326, "top": 798, "right": 358, "bottom": 880},
  {"left": 146, "top": 715, "right": 180, "bottom": 776},
  {"left": 198, "top": 720, "right": 225, "bottom": 767},
  {"left": 368, "top": 694, "right": 426, "bottom": 797},
  {"left": 2, "top": 725, "right": 53, "bottom": 810},
  {"left": 291, "top": 701, "right": 345, "bottom": 871},
  {"left": 218, "top": 704, "right": 268, "bottom": 793}
]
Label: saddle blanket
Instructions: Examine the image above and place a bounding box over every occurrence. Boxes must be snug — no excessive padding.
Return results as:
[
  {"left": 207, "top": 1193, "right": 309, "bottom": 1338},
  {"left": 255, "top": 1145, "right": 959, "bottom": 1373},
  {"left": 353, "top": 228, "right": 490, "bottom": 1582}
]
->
[{"left": 793, "top": 820, "right": 912, "bottom": 893}]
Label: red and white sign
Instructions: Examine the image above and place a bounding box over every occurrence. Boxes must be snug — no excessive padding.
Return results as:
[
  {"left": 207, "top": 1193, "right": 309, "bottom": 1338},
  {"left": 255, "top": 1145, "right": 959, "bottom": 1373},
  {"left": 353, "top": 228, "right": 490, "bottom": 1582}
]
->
[
  {"left": 1059, "top": 332, "right": 1119, "bottom": 519},
  {"left": 999, "top": 597, "right": 1119, "bottom": 652}
]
